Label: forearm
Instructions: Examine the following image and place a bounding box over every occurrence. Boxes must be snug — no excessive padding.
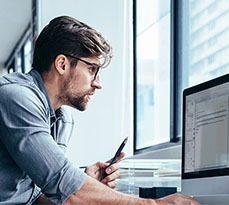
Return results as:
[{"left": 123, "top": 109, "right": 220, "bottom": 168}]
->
[
  {"left": 64, "top": 176, "right": 155, "bottom": 205},
  {"left": 35, "top": 177, "right": 199, "bottom": 205},
  {"left": 33, "top": 194, "right": 55, "bottom": 204}
]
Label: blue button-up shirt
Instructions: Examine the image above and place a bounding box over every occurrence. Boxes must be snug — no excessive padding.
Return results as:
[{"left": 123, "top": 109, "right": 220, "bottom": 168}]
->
[{"left": 0, "top": 69, "right": 87, "bottom": 204}]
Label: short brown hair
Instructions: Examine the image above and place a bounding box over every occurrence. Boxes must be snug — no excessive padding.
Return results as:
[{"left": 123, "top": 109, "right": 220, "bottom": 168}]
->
[{"left": 32, "top": 16, "right": 112, "bottom": 73}]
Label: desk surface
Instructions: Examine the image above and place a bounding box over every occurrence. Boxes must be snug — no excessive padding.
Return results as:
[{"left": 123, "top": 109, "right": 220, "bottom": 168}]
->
[{"left": 194, "top": 195, "right": 229, "bottom": 205}]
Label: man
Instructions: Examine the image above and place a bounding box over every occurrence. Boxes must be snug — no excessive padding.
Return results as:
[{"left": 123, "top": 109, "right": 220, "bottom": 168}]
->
[{"left": 0, "top": 16, "right": 200, "bottom": 204}]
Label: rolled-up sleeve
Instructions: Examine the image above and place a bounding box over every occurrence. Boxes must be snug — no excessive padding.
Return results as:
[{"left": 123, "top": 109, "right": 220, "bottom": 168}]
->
[
  {"left": 43, "top": 164, "right": 87, "bottom": 203},
  {"left": 0, "top": 83, "right": 87, "bottom": 204}
]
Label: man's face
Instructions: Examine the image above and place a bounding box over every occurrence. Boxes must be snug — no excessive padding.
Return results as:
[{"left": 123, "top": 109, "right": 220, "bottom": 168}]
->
[{"left": 59, "top": 56, "right": 102, "bottom": 111}]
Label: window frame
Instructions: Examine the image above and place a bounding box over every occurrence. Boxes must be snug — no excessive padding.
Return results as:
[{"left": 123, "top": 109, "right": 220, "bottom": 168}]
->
[
  {"left": 133, "top": 0, "right": 182, "bottom": 154},
  {"left": 4, "top": 0, "right": 37, "bottom": 74}
]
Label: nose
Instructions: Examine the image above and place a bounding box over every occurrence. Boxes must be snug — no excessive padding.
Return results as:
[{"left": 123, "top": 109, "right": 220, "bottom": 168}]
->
[{"left": 91, "top": 76, "right": 102, "bottom": 89}]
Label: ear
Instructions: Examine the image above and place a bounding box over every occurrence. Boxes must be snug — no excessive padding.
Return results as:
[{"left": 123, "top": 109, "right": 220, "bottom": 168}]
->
[{"left": 54, "top": 54, "right": 69, "bottom": 75}]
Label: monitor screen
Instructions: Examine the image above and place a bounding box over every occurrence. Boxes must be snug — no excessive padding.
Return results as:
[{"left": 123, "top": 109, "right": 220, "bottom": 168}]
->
[{"left": 182, "top": 74, "right": 229, "bottom": 180}]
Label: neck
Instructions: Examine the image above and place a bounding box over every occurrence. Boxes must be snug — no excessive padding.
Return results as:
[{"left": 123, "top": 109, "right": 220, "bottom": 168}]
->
[{"left": 41, "top": 71, "right": 62, "bottom": 110}]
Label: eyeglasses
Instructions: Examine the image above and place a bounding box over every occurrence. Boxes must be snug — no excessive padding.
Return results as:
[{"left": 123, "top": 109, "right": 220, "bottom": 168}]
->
[{"left": 64, "top": 54, "right": 109, "bottom": 81}]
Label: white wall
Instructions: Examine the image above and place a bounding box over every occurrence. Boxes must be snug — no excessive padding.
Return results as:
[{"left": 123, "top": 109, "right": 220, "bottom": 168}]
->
[{"left": 38, "top": 0, "right": 134, "bottom": 166}]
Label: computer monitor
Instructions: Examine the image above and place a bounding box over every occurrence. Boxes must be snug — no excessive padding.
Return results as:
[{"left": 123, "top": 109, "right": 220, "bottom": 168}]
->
[{"left": 181, "top": 73, "right": 229, "bottom": 197}]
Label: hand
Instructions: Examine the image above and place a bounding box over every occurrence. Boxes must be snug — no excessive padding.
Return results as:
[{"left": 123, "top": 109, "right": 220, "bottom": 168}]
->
[
  {"left": 85, "top": 152, "right": 125, "bottom": 189},
  {"left": 155, "top": 193, "right": 201, "bottom": 205}
]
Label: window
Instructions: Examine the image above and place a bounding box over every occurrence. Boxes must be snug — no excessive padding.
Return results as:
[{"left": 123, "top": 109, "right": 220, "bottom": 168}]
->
[
  {"left": 134, "top": 0, "right": 229, "bottom": 153},
  {"left": 23, "top": 37, "right": 33, "bottom": 73},
  {"left": 183, "top": 0, "right": 229, "bottom": 87},
  {"left": 5, "top": 32, "right": 33, "bottom": 74},
  {"left": 134, "top": 0, "right": 171, "bottom": 151},
  {"left": 4, "top": 0, "right": 37, "bottom": 74}
]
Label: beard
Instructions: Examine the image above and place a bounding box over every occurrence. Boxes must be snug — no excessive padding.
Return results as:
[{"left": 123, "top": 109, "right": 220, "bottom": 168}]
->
[
  {"left": 59, "top": 92, "right": 89, "bottom": 111},
  {"left": 59, "top": 74, "right": 90, "bottom": 111},
  {"left": 67, "top": 95, "right": 88, "bottom": 111}
]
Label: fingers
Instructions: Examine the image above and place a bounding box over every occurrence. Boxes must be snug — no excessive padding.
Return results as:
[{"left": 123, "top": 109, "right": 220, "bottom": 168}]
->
[
  {"left": 86, "top": 152, "right": 125, "bottom": 189},
  {"left": 85, "top": 161, "right": 109, "bottom": 180},
  {"left": 104, "top": 160, "right": 120, "bottom": 177},
  {"left": 116, "top": 151, "right": 125, "bottom": 162},
  {"left": 103, "top": 152, "right": 124, "bottom": 181},
  {"left": 105, "top": 180, "right": 117, "bottom": 189},
  {"left": 101, "top": 167, "right": 120, "bottom": 189},
  {"left": 106, "top": 151, "right": 125, "bottom": 164},
  {"left": 101, "top": 163, "right": 119, "bottom": 188},
  {"left": 96, "top": 161, "right": 109, "bottom": 169},
  {"left": 102, "top": 168, "right": 120, "bottom": 182},
  {"left": 175, "top": 193, "right": 201, "bottom": 205},
  {"left": 155, "top": 193, "right": 202, "bottom": 205}
]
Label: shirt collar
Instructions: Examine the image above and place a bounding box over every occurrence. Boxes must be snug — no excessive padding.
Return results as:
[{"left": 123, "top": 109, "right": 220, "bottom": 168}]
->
[{"left": 28, "top": 69, "right": 56, "bottom": 124}]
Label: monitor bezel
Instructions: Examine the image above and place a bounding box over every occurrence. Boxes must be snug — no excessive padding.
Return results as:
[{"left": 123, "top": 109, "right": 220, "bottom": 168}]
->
[{"left": 182, "top": 73, "right": 229, "bottom": 180}]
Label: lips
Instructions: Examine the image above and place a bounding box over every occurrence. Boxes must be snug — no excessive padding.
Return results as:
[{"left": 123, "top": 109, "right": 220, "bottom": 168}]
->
[
  {"left": 86, "top": 95, "right": 91, "bottom": 101},
  {"left": 85, "top": 93, "right": 93, "bottom": 102},
  {"left": 85, "top": 91, "right": 95, "bottom": 102}
]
